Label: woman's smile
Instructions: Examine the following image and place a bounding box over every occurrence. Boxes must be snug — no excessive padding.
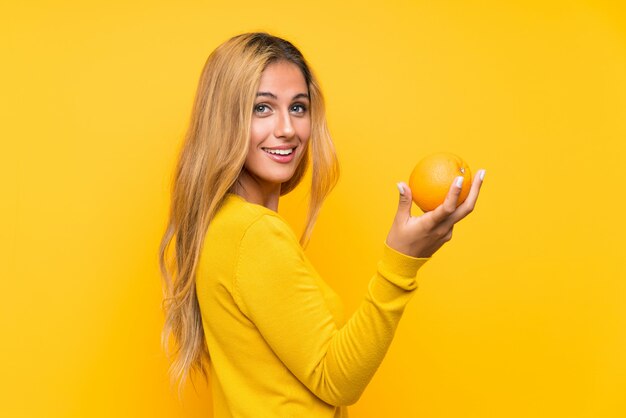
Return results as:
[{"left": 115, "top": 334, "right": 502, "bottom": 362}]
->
[{"left": 261, "top": 145, "right": 298, "bottom": 163}]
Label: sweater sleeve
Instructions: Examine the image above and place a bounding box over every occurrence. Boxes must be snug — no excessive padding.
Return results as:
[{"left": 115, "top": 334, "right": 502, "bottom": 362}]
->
[{"left": 233, "top": 214, "right": 429, "bottom": 407}]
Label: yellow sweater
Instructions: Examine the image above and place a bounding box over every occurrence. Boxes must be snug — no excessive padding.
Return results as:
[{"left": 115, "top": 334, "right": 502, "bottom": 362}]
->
[{"left": 196, "top": 193, "right": 429, "bottom": 417}]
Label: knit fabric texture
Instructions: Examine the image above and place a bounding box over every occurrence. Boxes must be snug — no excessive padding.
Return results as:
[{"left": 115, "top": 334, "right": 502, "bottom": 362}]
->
[{"left": 195, "top": 193, "right": 429, "bottom": 417}]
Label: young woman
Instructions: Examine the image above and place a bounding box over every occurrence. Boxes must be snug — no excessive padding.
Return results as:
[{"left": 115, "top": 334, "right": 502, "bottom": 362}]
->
[{"left": 159, "top": 32, "right": 485, "bottom": 417}]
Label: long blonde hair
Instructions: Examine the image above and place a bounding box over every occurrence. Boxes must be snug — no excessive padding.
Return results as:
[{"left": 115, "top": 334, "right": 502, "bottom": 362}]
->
[{"left": 158, "top": 32, "right": 340, "bottom": 397}]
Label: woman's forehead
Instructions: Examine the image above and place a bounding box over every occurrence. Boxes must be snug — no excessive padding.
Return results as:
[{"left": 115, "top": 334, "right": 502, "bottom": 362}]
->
[{"left": 257, "top": 61, "right": 308, "bottom": 95}]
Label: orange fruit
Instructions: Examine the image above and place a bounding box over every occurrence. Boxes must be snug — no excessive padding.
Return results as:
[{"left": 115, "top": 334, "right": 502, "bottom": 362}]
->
[{"left": 408, "top": 152, "right": 472, "bottom": 212}]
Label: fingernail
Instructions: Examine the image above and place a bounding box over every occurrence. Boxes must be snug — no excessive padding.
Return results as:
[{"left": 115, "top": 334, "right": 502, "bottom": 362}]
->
[
  {"left": 455, "top": 176, "right": 464, "bottom": 188},
  {"left": 480, "top": 170, "right": 486, "bottom": 181},
  {"left": 396, "top": 182, "right": 405, "bottom": 195}
]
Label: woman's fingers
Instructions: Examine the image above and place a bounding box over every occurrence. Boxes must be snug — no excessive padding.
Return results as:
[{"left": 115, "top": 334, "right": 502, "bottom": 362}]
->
[
  {"left": 394, "top": 170, "right": 485, "bottom": 258},
  {"left": 447, "top": 169, "right": 485, "bottom": 225},
  {"left": 429, "top": 176, "right": 465, "bottom": 224},
  {"left": 428, "top": 169, "right": 485, "bottom": 226}
]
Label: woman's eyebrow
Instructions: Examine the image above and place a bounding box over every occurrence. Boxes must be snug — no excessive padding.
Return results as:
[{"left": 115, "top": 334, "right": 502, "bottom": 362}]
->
[{"left": 256, "top": 92, "right": 310, "bottom": 100}]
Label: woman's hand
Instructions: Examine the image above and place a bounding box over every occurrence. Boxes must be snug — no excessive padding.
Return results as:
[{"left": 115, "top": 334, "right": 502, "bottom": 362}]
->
[{"left": 385, "top": 170, "right": 486, "bottom": 258}]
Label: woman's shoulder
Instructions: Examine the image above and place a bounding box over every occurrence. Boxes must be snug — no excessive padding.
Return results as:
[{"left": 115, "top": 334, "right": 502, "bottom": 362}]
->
[
  {"left": 211, "top": 193, "right": 295, "bottom": 241},
  {"left": 200, "top": 194, "right": 298, "bottom": 274}
]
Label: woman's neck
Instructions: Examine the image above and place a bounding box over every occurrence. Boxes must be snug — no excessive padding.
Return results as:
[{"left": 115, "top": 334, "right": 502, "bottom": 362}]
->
[{"left": 231, "top": 172, "right": 281, "bottom": 212}]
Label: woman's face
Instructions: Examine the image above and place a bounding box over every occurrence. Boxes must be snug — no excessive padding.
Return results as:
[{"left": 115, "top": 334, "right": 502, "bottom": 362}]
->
[{"left": 244, "top": 60, "right": 311, "bottom": 193}]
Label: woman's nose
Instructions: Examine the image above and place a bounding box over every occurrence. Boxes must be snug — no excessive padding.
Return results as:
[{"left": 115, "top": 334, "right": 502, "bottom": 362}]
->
[{"left": 274, "top": 111, "right": 295, "bottom": 138}]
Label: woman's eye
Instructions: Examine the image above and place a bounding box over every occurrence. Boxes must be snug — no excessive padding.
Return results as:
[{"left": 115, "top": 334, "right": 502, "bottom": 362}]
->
[
  {"left": 291, "top": 104, "right": 307, "bottom": 113},
  {"left": 254, "top": 104, "right": 269, "bottom": 113}
]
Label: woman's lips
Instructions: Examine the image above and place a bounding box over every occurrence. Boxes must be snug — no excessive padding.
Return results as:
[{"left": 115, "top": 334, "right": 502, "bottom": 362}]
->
[{"left": 262, "top": 146, "right": 296, "bottom": 163}]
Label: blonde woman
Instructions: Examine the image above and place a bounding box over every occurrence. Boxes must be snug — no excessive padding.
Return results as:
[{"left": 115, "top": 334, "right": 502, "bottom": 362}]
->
[{"left": 159, "top": 32, "right": 485, "bottom": 417}]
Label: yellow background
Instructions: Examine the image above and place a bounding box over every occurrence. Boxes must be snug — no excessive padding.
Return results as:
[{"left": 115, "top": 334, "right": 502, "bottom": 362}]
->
[{"left": 2, "top": 0, "right": 625, "bottom": 417}]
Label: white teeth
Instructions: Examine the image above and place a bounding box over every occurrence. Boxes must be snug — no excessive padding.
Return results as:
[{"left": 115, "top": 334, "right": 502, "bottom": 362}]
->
[{"left": 263, "top": 148, "right": 294, "bottom": 155}]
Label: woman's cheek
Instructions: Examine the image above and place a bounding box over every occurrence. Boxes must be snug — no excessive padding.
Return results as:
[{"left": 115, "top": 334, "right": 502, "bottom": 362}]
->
[
  {"left": 249, "top": 120, "right": 268, "bottom": 144},
  {"left": 297, "top": 119, "right": 311, "bottom": 143}
]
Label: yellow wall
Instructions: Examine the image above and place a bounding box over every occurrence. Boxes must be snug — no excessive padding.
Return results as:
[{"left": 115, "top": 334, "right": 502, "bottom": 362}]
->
[{"left": 2, "top": 1, "right": 625, "bottom": 417}]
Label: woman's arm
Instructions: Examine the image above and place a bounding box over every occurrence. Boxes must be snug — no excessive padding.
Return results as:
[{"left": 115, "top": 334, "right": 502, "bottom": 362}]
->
[
  {"left": 233, "top": 214, "right": 428, "bottom": 407},
  {"left": 233, "top": 171, "right": 485, "bottom": 406}
]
